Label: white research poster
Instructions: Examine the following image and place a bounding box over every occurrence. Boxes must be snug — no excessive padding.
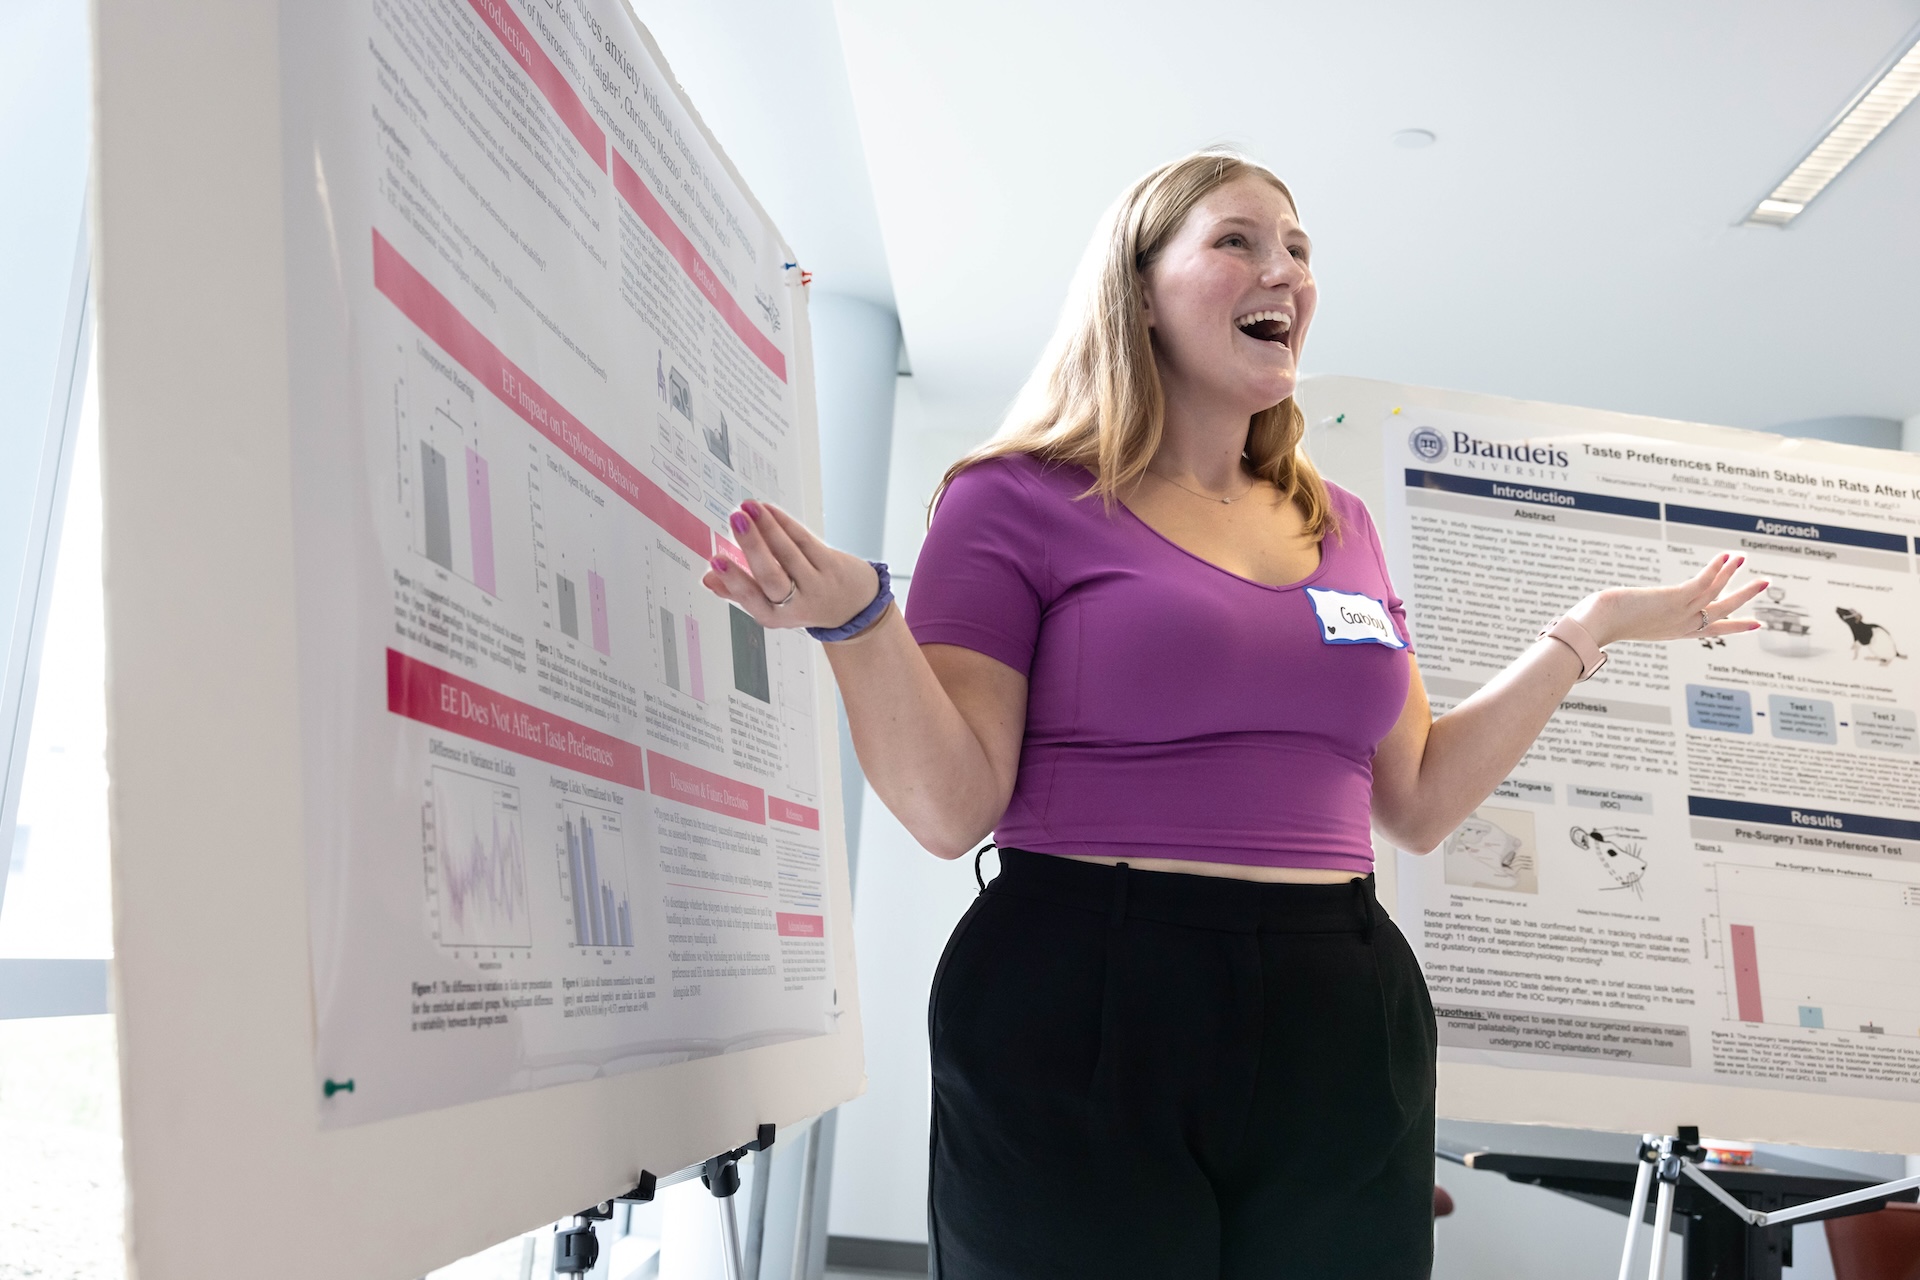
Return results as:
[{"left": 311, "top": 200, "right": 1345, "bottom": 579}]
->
[
  {"left": 281, "top": 0, "right": 838, "bottom": 1125},
  {"left": 1383, "top": 410, "right": 1920, "bottom": 1105}
]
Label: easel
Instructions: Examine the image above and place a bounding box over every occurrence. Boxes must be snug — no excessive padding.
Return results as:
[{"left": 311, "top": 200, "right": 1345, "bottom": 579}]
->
[
  {"left": 555, "top": 1124, "right": 777, "bottom": 1280},
  {"left": 1618, "top": 1127, "right": 1920, "bottom": 1280}
]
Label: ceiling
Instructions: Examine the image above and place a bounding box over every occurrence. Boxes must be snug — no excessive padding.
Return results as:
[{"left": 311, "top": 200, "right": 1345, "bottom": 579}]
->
[{"left": 644, "top": 1, "right": 1920, "bottom": 437}]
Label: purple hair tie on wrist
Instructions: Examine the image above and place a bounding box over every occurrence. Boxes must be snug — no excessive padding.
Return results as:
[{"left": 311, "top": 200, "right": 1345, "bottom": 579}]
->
[{"left": 806, "top": 562, "right": 892, "bottom": 643}]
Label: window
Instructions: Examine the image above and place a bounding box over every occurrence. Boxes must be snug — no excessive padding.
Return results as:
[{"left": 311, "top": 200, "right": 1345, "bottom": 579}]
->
[{"left": 0, "top": 352, "right": 107, "bottom": 962}]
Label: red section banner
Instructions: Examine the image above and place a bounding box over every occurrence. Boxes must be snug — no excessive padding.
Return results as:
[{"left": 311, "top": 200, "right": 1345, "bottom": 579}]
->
[
  {"left": 611, "top": 150, "right": 788, "bottom": 382},
  {"left": 462, "top": 0, "right": 605, "bottom": 169},
  {"left": 386, "top": 649, "right": 645, "bottom": 788},
  {"left": 647, "top": 750, "right": 767, "bottom": 824},
  {"left": 371, "top": 231, "right": 712, "bottom": 558},
  {"left": 768, "top": 797, "right": 820, "bottom": 830},
  {"left": 776, "top": 912, "right": 825, "bottom": 938}
]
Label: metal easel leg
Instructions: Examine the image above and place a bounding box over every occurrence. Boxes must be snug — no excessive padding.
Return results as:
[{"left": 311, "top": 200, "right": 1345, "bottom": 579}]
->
[
  {"left": 1617, "top": 1136, "right": 1658, "bottom": 1280},
  {"left": 699, "top": 1126, "right": 774, "bottom": 1280},
  {"left": 718, "top": 1193, "right": 744, "bottom": 1280},
  {"left": 742, "top": 1143, "right": 772, "bottom": 1280},
  {"left": 1646, "top": 1147, "right": 1680, "bottom": 1280},
  {"left": 791, "top": 1111, "right": 838, "bottom": 1280}
]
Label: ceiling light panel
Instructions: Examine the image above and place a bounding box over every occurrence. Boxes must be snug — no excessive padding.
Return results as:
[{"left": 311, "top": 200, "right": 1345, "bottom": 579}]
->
[{"left": 1746, "top": 25, "right": 1920, "bottom": 226}]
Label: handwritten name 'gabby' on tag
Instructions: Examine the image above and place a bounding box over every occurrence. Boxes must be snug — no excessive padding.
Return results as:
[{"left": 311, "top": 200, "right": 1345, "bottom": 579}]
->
[{"left": 1305, "top": 587, "right": 1406, "bottom": 648}]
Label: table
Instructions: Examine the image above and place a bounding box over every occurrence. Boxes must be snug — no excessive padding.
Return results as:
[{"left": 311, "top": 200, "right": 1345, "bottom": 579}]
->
[{"left": 1436, "top": 1122, "right": 1918, "bottom": 1280}]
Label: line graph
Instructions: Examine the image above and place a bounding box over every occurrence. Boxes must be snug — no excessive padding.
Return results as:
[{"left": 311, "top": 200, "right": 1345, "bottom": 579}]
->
[{"left": 427, "top": 768, "right": 532, "bottom": 949}]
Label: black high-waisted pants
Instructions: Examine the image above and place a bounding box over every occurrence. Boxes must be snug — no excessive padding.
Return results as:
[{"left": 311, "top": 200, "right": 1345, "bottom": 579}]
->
[{"left": 928, "top": 849, "right": 1437, "bottom": 1279}]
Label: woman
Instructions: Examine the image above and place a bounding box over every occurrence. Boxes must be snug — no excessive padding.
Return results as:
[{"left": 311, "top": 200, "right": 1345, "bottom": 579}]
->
[{"left": 702, "top": 151, "right": 1762, "bottom": 1278}]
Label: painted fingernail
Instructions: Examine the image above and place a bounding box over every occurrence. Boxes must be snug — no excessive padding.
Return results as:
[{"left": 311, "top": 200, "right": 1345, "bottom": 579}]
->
[
  {"left": 711, "top": 556, "right": 730, "bottom": 573},
  {"left": 742, "top": 500, "right": 763, "bottom": 518},
  {"left": 730, "top": 512, "right": 749, "bottom": 534}
]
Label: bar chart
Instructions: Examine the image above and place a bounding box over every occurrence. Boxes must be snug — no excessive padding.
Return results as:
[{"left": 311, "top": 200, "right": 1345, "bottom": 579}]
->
[
  {"left": 552, "top": 569, "right": 612, "bottom": 655},
  {"left": 1710, "top": 860, "right": 1920, "bottom": 1038},
  {"left": 730, "top": 605, "right": 770, "bottom": 702},
  {"left": 656, "top": 605, "right": 705, "bottom": 697},
  {"left": 526, "top": 446, "right": 615, "bottom": 657},
  {"left": 647, "top": 539, "right": 706, "bottom": 700},
  {"left": 395, "top": 347, "right": 498, "bottom": 596},
  {"left": 559, "top": 801, "right": 633, "bottom": 949},
  {"left": 427, "top": 768, "right": 532, "bottom": 949},
  {"left": 588, "top": 570, "right": 610, "bottom": 654},
  {"left": 414, "top": 441, "right": 499, "bottom": 595},
  {"left": 557, "top": 570, "right": 580, "bottom": 639}
]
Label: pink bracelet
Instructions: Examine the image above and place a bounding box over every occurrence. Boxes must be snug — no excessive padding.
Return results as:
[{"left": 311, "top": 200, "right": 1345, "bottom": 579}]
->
[{"left": 1540, "top": 616, "right": 1608, "bottom": 681}]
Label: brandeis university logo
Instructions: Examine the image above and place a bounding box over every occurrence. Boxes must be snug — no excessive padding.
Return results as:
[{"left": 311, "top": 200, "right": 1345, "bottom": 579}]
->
[{"left": 1408, "top": 425, "right": 1448, "bottom": 463}]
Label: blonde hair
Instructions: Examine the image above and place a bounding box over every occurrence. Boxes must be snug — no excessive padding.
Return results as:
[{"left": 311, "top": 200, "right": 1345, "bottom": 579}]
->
[{"left": 935, "top": 149, "right": 1334, "bottom": 538}]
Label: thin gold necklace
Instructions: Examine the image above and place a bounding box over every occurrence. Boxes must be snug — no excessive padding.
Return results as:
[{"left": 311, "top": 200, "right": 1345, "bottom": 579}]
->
[{"left": 1148, "top": 467, "right": 1258, "bottom": 505}]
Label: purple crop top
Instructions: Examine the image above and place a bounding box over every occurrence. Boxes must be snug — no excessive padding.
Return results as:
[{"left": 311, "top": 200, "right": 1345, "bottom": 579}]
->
[{"left": 905, "top": 454, "right": 1413, "bottom": 874}]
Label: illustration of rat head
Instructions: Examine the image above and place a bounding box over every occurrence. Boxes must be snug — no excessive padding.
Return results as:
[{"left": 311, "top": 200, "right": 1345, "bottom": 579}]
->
[{"left": 1570, "top": 826, "right": 1646, "bottom": 897}]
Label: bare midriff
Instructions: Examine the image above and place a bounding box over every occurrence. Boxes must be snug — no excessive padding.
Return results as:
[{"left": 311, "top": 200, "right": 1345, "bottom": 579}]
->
[{"left": 1058, "top": 854, "right": 1360, "bottom": 884}]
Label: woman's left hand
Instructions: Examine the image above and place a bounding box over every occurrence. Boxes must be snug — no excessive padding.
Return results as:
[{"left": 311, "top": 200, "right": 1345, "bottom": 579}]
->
[{"left": 1571, "top": 554, "right": 1768, "bottom": 646}]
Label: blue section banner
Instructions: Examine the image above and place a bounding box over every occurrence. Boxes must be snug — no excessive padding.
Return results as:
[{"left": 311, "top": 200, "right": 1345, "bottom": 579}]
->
[
  {"left": 1688, "top": 796, "right": 1920, "bottom": 842},
  {"left": 1404, "top": 469, "right": 1661, "bottom": 520},
  {"left": 1665, "top": 504, "right": 1910, "bottom": 553}
]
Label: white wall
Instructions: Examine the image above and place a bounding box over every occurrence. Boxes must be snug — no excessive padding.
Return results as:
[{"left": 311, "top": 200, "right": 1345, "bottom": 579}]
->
[
  {"left": 0, "top": 0, "right": 91, "bottom": 921},
  {"left": 823, "top": 780, "right": 976, "bottom": 1242},
  {"left": 825, "top": 375, "right": 989, "bottom": 1243}
]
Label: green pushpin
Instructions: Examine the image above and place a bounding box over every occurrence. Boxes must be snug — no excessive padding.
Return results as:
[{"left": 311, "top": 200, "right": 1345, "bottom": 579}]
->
[{"left": 324, "top": 1078, "right": 356, "bottom": 1098}]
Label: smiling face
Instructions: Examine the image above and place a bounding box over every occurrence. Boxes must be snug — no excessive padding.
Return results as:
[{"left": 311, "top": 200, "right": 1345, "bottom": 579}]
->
[{"left": 1140, "top": 175, "right": 1316, "bottom": 419}]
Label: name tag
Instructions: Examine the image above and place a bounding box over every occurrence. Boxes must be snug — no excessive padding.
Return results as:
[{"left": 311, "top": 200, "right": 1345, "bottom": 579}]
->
[{"left": 1306, "top": 587, "right": 1406, "bottom": 648}]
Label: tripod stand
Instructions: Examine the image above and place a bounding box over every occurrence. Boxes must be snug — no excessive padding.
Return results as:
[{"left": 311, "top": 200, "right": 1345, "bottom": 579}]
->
[{"left": 1618, "top": 1128, "right": 1920, "bottom": 1280}]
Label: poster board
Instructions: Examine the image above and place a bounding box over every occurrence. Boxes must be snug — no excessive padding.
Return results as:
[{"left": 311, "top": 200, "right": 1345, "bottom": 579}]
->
[
  {"left": 1298, "top": 375, "right": 1920, "bottom": 1153},
  {"left": 98, "top": 1, "right": 862, "bottom": 1276}
]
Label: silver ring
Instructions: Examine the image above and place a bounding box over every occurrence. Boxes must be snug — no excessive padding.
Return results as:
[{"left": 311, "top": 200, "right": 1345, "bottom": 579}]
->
[
  {"left": 772, "top": 581, "right": 798, "bottom": 608},
  {"left": 1695, "top": 608, "right": 1709, "bottom": 632}
]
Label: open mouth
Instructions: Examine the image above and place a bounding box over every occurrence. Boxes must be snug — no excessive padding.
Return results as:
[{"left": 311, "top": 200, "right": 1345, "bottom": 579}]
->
[{"left": 1234, "top": 309, "right": 1293, "bottom": 347}]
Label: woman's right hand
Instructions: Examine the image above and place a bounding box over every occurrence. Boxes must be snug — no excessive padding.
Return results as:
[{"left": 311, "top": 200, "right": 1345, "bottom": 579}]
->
[
  {"left": 701, "top": 500, "right": 881, "bottom": 632},
  {"left": 706, "top": 498, "right": 1027, "bottom": 858}
]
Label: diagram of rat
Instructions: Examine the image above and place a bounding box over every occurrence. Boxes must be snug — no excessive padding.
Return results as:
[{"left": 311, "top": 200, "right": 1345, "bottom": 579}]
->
[
  {"left": 1835, "top": 605, "right": 1907, "bottom": 665},
  {"left": 1729, "top": 584, "right": 1908, "bottom": 666},
  {"left": 1570, "top": 824, "right": 1649, "bottom": 898}
]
